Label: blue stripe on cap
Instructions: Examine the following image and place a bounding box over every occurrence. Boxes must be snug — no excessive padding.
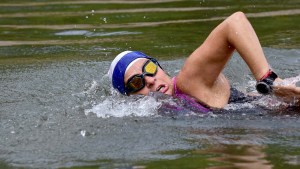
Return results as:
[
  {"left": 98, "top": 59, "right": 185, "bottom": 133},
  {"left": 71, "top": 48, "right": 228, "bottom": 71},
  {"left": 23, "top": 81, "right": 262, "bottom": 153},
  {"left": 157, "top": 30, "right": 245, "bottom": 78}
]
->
[{"left": 112, "top": 51, "right": 150, "bottom": 95}]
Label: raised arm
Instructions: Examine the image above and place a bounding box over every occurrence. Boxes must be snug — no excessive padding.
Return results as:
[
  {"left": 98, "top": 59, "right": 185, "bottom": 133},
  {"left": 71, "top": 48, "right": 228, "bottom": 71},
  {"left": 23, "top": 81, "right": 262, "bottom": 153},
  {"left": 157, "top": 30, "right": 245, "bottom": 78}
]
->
[{"left": 177, "top": 11, "right": 300, "bottom": 108}]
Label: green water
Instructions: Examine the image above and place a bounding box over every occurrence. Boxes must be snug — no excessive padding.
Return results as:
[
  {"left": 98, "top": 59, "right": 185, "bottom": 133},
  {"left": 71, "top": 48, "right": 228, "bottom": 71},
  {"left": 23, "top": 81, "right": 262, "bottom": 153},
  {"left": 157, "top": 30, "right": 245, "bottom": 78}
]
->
[
  {"left": 0, "top": 0, "right": 299, "bottom": 63},
  {"left": 0, "top": 0, "right": 300, "bottom": 169}
]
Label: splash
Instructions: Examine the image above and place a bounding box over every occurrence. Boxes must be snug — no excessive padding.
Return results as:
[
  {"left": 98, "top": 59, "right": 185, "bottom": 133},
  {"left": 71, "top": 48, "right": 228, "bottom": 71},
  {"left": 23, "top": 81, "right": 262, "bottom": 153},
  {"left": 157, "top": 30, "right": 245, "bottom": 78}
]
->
[
  {"left": 84, "top": 95, "right": 162, "bottom": 118},
  {"left": 255, "top": 96, "right": 290, "bottom": 108},
  {"left": 224, "top": 102, "right": 255, "bottom": 111},
  {"left": 274, "top": 75, "right": 300, "bottom": 86}
]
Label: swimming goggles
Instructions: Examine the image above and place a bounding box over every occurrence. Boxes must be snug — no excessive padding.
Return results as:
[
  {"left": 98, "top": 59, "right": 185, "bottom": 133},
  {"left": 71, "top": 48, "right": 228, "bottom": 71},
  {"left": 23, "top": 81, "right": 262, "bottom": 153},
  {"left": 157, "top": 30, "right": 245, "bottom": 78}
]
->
[{"left": 125, "top": 59, "right": 159, "bottom": 95}]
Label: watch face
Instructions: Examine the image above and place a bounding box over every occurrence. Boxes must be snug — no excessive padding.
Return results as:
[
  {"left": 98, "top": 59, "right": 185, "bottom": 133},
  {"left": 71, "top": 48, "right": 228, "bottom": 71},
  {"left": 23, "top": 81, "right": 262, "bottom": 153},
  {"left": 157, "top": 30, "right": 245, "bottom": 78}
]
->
[{"left": 256, "top": 82, "right": 271, "bottom": 94}]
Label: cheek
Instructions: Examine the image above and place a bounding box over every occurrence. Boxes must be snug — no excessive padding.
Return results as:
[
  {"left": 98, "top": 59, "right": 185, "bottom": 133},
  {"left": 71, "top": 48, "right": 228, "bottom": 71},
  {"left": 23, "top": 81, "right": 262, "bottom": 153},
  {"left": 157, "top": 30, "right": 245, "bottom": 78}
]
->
[
  {"left": 157, "top": 69, "right": 170, "bottom": 81},
  {"left": 156, "top": 69, "right": 164, "bottom": 77}
]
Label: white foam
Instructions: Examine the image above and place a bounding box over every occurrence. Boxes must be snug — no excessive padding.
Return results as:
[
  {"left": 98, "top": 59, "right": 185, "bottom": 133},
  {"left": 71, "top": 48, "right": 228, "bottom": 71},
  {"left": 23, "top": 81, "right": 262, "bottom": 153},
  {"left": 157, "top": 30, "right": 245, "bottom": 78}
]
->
[
  {"left": 274, "top": 75, "right": 300, "bottom": 86},
  {"left": 254, "top": 96, "right": 289, "bottom": 108},
  {"left": 84, "top": 96, "right": 161, "bottom": 118},
  {"left": 224, "top": 102, "right": 255, "bottom": 110}
]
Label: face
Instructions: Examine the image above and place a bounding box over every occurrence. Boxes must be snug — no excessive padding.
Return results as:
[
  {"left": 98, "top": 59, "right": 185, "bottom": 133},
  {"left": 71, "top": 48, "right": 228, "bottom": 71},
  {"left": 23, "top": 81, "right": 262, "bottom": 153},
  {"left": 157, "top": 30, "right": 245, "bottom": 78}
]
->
[{"left": 124, "top": 58, "right": 173, "bottom": 96}]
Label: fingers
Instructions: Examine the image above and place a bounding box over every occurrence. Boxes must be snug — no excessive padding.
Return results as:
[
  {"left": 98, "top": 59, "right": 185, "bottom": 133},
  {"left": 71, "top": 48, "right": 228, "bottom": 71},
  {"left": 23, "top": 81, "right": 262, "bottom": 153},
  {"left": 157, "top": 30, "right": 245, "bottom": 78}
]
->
[
  {"left": 294, "top": 87, "right": 300, "bottom": 95},
  {"left": 273, "top": 85, "right": 298, "bottom": 95}
]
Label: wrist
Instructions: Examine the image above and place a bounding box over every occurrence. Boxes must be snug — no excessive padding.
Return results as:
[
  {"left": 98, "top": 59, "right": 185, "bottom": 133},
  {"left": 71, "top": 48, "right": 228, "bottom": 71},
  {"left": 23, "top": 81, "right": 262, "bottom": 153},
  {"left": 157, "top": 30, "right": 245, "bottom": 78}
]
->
[{"left": 255, "top": 69, "right": 278, "bottom": 95}]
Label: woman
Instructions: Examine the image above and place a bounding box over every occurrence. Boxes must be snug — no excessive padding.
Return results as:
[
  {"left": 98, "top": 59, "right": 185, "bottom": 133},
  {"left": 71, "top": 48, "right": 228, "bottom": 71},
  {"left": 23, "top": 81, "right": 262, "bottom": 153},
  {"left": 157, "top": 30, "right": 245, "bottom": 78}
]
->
[{"left": 108, "top": 12, "right": 300, "bottom": 112}]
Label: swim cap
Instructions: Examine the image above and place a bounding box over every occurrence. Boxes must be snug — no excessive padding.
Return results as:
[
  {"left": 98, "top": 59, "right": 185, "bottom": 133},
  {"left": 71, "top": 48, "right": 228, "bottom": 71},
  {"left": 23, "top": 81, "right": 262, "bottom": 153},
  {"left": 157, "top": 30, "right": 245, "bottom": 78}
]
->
[{"left": 108, "top": 51, "right": 152, "bottom": 95}]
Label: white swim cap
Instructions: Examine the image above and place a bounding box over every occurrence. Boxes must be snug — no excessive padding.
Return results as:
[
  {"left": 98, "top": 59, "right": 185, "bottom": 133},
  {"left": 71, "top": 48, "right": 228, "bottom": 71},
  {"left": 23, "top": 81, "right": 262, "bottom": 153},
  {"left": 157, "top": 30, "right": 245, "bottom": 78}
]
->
[{"left": 108, "top": 51, "right": 152, "bottom": 95}]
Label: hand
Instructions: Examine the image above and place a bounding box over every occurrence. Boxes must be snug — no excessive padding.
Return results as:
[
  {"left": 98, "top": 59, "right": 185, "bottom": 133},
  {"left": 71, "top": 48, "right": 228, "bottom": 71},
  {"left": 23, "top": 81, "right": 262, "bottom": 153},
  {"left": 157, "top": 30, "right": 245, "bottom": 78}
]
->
[{"left": 272, "top": 77, "right": 300, "bottom": 104}]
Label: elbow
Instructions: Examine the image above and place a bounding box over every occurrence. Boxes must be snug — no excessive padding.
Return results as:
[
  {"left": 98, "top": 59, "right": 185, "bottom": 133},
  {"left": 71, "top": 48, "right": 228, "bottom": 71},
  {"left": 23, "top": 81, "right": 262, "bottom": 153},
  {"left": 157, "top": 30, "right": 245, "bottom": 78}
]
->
[
  {"left": 224, "top": 11, "right": 249, "bottom": 31},
  {"left": 232, "top": 11, "right": 247, "bottom": 18},
  {"left": 228, "top": 11, "right": 248, "bottom": 23}
]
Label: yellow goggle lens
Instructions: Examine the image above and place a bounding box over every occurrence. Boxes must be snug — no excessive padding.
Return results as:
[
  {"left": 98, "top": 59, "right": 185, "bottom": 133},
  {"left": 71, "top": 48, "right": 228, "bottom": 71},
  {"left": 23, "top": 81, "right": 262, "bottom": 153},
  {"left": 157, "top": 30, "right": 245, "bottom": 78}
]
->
[{"left": 144, "top": 61, "right": 157, "bottom": 74}]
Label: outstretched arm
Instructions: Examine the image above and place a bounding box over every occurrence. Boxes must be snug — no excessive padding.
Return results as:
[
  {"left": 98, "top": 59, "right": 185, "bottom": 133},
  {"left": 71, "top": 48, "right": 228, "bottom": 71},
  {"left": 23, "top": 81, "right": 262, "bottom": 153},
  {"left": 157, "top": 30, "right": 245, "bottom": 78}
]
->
[{"left": 273, "top": 78, "right": 300, "bottom": 104}]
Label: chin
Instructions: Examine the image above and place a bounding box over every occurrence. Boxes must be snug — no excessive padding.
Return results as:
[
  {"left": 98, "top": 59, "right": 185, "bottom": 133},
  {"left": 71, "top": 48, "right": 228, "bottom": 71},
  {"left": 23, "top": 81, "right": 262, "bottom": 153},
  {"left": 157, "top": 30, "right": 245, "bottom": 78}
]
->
[{"left": 164, "top": 89, "right": 173, "bottom": 96}]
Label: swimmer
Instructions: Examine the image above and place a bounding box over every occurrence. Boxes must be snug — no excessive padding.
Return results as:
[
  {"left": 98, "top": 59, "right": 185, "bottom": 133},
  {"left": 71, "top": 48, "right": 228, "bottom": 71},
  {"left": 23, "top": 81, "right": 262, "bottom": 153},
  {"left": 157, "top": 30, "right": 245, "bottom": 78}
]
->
[{"left": 108, "top": 12, "right": 300, "bottom": 112}]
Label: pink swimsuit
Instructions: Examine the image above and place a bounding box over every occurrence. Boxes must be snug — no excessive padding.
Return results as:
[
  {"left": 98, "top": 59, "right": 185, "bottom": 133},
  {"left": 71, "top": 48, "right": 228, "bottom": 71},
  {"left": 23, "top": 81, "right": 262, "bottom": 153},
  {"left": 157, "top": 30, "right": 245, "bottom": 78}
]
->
[{"left": 172, "top": 77, "right": 210, "bottom": 113}]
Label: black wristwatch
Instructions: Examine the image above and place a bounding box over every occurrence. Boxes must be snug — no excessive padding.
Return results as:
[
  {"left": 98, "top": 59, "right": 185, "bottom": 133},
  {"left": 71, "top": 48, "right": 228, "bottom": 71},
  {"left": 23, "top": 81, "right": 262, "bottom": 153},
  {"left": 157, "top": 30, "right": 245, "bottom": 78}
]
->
[{"left": 255, "top": 70, "right": 278, "bottom": 95}]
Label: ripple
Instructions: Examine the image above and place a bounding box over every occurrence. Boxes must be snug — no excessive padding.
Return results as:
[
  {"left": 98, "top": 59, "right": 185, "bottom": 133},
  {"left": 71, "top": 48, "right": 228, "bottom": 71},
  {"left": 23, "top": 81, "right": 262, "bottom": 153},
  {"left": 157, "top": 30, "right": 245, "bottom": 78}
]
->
[
  {"left": 0, "top": 7, "right": 227, "bottom": 18},
  {"left": 1, "top": 9, "right": 299, "bottom": 30},
  {"left": 54, "top": 30, "right": 141, "bottom": 37},
  {"left": 0, "top": 0, "right": 183, "bottom": 7}
]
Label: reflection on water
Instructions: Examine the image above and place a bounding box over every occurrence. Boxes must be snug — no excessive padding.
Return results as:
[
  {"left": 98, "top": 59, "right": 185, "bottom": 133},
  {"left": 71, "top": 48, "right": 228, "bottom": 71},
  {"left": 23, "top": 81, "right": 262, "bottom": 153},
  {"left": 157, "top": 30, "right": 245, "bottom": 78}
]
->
[
  {"left": 0, "top": 0, "right": 300, "bottom": 169},
  {"left": 133, "top": 144, "right": 300, "bottom": 169},
  {"left": 206, "top": 145, "right": 273, "bottom": 169}
]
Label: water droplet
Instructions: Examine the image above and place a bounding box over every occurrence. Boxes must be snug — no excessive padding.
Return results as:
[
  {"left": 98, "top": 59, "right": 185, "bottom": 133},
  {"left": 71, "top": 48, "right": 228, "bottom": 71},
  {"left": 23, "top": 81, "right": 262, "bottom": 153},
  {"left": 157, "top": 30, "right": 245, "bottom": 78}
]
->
[
  {"left": 81, "top": 130, "right": 86, "bottom": 137},
  {"left": 103, "top": 17, "right": 107, "bottom": 23}
]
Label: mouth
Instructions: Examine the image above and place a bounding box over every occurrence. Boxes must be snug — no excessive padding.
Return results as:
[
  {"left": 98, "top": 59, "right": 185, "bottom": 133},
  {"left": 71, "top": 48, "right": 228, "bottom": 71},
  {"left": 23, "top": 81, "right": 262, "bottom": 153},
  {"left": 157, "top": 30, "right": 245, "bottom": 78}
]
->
[{"left": 156, "top": 84, "right": 168, "bottom": 93}]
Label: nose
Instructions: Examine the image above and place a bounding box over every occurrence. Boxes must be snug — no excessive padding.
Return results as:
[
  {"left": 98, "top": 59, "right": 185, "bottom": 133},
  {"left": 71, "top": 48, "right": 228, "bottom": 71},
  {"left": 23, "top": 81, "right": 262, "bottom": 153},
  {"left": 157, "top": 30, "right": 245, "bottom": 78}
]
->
[{"left": 144, "top": 76, "right": 156, "bottom": 88}]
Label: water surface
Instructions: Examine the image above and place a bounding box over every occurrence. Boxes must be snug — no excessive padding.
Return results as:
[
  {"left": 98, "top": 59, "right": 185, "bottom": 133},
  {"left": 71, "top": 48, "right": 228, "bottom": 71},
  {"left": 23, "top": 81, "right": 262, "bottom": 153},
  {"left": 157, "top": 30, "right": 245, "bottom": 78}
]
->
[{"left": 0, "top": 0, "right": 300, "bottom": 169}]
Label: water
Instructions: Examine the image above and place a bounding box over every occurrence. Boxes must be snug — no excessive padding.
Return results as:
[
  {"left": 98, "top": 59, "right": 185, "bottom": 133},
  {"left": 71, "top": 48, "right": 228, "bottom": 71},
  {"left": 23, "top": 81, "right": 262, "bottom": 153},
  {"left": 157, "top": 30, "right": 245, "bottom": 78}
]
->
[{"left": 0, "top": 0, "right": 300, "bottom": 169}]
